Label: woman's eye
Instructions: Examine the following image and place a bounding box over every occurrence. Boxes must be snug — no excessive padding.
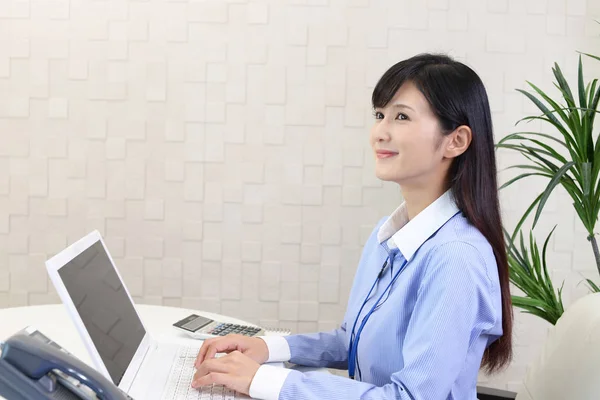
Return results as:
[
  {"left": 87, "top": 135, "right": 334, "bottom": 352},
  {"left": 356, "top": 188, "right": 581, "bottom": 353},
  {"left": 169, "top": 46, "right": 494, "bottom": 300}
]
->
[
  {"left": 372, "top": 111, "right": 408, "bottom": 120},
  {"left": 373, "top": 111, "right": 384, "bottom": 119}
]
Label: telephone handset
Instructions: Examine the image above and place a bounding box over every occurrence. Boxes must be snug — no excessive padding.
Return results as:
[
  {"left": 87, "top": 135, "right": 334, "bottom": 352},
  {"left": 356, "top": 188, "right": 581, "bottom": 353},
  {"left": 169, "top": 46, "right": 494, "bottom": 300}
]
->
[{"left": 0, "top": 330, "right": 131, "bottom": 400}]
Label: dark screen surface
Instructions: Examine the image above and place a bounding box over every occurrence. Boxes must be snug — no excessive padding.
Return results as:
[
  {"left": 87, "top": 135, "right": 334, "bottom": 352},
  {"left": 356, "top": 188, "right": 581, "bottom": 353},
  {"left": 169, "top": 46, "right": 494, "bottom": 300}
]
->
[
  {"left": 181, "top": 316, "right": 212, "bottom": 331},
  {"left": 58, "top": 240, "right": 146, "bottom": 385}
]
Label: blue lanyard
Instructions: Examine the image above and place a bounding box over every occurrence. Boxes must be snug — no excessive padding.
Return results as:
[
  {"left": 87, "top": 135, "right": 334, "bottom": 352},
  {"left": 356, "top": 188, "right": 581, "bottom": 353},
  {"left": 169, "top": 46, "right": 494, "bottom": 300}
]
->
[{"left": 348, "top": 255, "right": 408, "bottom": 380}]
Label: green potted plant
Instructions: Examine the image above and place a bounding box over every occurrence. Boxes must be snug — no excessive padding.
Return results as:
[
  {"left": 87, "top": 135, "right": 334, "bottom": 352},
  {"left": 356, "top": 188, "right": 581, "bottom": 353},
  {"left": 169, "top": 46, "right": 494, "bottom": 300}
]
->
[{"left": 497, "top": 48, "right": 600, "bottom": 323}]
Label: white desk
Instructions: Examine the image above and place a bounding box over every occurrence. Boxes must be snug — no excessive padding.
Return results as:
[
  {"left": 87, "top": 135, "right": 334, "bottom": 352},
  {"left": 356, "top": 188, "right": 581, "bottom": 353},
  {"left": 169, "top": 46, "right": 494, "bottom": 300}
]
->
[
  {"left": 0, "top": 303, "right": 328, "bottom": 400},
  {"left": 0, "top": 303, "right": 264, "bottom": 369}
]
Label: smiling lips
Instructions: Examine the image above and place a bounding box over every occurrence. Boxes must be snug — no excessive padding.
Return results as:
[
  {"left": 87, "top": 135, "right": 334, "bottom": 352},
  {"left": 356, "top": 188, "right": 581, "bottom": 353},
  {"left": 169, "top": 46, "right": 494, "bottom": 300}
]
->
[{"left": 376, "top": 150, "right": 398, "bottom": 159}]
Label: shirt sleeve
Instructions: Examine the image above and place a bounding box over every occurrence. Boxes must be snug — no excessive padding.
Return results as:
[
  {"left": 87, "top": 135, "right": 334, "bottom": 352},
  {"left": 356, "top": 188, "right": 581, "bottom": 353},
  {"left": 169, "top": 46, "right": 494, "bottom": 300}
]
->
[
  {"left": 284, "top": 325, "right": 349, "bottom": 369},
  {"left": 264, "top": 241, "right": 499, "bottom": 400},
  {"left": 248, "top": 365, "right": 292, "bottom": 400},
  {"left": 259, "top": 336, "right": 292, "bottom": 363},
  {"left": 248, "top": 326, "right": 349, "bottom": 400}
]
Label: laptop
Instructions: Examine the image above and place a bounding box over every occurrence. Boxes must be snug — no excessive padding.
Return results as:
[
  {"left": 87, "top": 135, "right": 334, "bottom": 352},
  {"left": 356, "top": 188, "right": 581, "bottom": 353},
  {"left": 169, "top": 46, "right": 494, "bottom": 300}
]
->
[{"left": 45, "top": 230, "right": 252, "bottom": 400}]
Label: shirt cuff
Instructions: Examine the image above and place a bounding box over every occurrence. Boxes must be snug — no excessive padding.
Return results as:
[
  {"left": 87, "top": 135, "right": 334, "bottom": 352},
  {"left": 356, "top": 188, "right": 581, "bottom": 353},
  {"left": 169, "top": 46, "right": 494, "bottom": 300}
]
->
[
  {"left": 249, "top": 364, "right": 292, "bottom": 400},
  {"left": 259, "top": 336, "right": 291, "bottom": 363}
]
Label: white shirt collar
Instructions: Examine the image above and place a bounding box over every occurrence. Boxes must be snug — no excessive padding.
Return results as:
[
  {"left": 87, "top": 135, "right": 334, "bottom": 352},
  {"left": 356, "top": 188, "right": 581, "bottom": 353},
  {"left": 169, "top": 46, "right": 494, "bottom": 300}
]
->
[{"left": 377, "top": 190, "right": 460, "bottom": 261}]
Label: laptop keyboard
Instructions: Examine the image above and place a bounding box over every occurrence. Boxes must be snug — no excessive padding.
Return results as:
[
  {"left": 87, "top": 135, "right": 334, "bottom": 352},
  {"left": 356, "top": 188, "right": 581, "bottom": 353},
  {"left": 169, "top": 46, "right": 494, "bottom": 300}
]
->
[{"left": 160, "top": 345, "right": 250, "bottom": 400}]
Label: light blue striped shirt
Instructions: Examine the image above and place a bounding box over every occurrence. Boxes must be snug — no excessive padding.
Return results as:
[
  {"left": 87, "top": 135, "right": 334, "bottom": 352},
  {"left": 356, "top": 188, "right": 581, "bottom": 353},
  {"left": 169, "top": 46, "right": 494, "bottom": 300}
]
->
[{"left": 249, "top": 190, "right": 503, "bottom": 400}]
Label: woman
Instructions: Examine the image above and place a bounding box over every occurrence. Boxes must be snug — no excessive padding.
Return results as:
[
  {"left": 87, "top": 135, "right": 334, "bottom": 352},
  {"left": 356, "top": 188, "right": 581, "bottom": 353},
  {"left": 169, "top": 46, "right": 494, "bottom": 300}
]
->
[{"left": 192, "top": 53, "right": 513, "bottom": 399}]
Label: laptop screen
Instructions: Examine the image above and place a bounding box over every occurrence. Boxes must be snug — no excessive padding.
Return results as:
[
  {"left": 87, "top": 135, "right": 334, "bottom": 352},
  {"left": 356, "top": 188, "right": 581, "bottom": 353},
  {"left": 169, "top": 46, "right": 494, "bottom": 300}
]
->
[{"left": 57, "top": 239, "right": 146, "bottom": 385}]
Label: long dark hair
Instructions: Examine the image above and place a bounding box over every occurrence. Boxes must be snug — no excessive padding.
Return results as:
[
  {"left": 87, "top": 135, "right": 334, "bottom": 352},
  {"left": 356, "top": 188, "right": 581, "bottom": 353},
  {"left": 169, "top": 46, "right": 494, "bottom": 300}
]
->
[{"left": 371, "top": 53, "right": 512, "bottom": 374}]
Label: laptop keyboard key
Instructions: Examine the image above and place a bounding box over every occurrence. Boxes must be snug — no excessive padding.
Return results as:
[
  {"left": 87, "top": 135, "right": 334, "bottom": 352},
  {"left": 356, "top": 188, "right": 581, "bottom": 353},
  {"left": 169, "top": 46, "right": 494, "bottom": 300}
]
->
[{"left": 160, "top": 345, "right": 250, "bottom": 400}]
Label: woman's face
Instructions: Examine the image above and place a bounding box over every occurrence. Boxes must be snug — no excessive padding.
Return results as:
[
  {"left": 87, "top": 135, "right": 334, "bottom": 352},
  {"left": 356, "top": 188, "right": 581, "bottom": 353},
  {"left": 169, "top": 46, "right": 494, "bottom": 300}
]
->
[{"left": 369, "top": 81, "right": 450, "bottom": 188}]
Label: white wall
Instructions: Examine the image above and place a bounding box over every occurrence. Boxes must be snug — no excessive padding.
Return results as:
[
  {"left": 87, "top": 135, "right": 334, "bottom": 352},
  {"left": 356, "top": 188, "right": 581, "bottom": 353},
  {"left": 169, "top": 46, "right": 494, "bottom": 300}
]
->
[{"left": 1, "top": 0, "right": 599, "bottom": 391}]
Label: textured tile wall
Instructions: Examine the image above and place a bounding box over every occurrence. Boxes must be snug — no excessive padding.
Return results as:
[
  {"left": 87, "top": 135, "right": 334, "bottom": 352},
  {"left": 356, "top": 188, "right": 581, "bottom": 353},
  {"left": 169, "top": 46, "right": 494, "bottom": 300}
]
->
[{"left": 1, "top": 0, "right": 599, "bottom": 391}]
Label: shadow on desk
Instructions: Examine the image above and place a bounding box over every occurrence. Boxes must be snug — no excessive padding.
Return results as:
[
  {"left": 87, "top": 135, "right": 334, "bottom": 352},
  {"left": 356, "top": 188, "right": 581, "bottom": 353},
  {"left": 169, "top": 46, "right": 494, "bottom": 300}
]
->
[{"left": 284, "top": 363, "right": 332, "bottom": 375}]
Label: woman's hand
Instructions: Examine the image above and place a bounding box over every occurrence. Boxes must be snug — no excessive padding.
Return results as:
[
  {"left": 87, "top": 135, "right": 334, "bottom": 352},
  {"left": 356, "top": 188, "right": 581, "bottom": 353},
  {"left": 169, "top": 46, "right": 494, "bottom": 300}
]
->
[
  {"left": 192, "top": 350, "right": 260, "bottom": 395},
  {"left": 195, "top": 334, "right": 269, "bottom": 368}
]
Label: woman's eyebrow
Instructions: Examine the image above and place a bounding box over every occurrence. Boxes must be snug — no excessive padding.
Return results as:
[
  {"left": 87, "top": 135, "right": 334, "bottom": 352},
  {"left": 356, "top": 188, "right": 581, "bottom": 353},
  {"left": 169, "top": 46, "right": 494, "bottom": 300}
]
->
[{"left": 390, "top": 103, "right": 415, "bottom": 112}]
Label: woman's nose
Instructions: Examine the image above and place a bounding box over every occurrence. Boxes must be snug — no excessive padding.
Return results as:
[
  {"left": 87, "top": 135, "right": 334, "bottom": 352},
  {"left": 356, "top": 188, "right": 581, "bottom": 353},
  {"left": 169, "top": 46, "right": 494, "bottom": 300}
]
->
[{"left": 372, "top": 121, "right": 392, "bottom": 142}]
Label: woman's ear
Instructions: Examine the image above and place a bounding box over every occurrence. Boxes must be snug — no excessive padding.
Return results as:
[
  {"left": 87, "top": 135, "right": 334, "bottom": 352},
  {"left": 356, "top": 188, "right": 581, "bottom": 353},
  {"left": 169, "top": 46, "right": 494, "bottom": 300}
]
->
[{"left": 444, "top": 125, "right": 472, "bottom": 159}]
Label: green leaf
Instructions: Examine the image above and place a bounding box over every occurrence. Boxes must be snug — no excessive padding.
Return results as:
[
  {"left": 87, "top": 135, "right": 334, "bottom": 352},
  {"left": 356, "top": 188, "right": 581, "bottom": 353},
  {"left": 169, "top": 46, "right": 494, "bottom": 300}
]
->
[
  {"left": 590, "top": 81, "right": 600, "bottom": 124},
  {"left": 541, "top": 226, "right": 557, "bottom": 295},
  {"left": 590, "top": 83, "right": 600, "bottom": 183},
  {"left": 510, "top": 298, "right": 558, "bottom": 325},
  {"left": 533, "top": 162, "right": 576, "bottom": 228},
  {"left": 497, "top": 131, "right": 567, "bottom": 148},
  {"left": 578, "top": 55, "right": 587, "bottom": 110},
  {"left": 499, "top": 172, "right": 553, "bottom": 190},
  {"left": 504, "top": 164, "right": 554, "bottom": 174},
  {"left": 516, "top": 115, "right": 581, "bottom": 157},
  {"left": 588, "top": 79, "right": 598, "bottom": 109},
  {"left": 553, "top": 63, "right": 576, "bottom": 109},
  {"left": 527, "top": 138, "right": 568, "bottom": 164},
  {"left": 510, "top": 193, "right": 543, "bottom": 242},
  {"left": 511, "top": 296, "right": 548, "bottom": 308},
  {"left": 582, "top": 162, "right": 592, "bottom": 196},
  {"left": 557, "top": 282, "right": 565, "bottom": 314},
  {"left": 499, "top": 144, "right": 581, "bottom": 184},
  {"left": 516, "top": 88, "right": 571, "bottom": 141},
  {"left": 520, "top": 146, "right": 562, "bottom": 173},
  {"left": 504, "top": 228, "right": 527, "bottom": 265},
  {"left": 587, "top": 279, "right": 600, "bottom": 292},
  {"left": 526, "top": 81, "right": 572, "bottom": 128},
  {"left": 496, "top": 143, "right": 560, "bottom": 160},
  {"left": 573, "top": 198, "right": 594, "bottom": 234},
  {"left": 586, "top": 80, "right": 599, "bottom": 130},
  {"left": 579, "top": 51, "right": 600, "bottom": 63},
  {"left": 552, "top": 64, "right": 583, "bottom": 146},
  {"left": 521, "top": 148, "right": 585, "bottom": 188},
  {"left": 507, "top": 228, "right": 565, "bottom": 326}
]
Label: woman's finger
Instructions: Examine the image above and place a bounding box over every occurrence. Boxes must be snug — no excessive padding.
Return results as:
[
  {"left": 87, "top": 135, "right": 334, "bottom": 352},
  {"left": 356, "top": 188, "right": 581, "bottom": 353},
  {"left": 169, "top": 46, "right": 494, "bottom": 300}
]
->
[
  {"left": 196, "top": 338, "right": 234, "bottom": 367},
  {"left": 203, "top": 336, "right": 244, "bottom": 362},
  {"left": 195, "top": 337, "right": 217, "bottom": 366},
  {"left": 195, "top": 357, "right": 230, "bottom": 379},
  {"left": 192, "top": 372, "right": 230, "bottom": 389}
]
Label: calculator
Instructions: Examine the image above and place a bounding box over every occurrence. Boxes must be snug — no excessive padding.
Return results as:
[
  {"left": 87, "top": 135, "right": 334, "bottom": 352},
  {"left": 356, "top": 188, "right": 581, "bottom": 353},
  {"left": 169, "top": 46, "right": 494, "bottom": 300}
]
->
[{"left": 172, "top": 314, "right": 264, "bottom": 340}]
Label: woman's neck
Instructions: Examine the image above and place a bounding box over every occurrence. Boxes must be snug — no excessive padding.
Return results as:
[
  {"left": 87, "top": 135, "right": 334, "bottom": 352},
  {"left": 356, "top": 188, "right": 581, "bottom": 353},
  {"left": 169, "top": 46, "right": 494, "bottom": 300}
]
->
[{"left": 401, "top": 184, "right": 448, "bottom": 221}]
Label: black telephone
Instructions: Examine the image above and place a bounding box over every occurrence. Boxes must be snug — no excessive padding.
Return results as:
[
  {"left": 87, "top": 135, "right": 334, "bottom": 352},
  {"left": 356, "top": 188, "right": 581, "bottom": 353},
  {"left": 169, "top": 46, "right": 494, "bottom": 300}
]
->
[{"left": 0, "top": 328, "right": 131, "bottom": 400}]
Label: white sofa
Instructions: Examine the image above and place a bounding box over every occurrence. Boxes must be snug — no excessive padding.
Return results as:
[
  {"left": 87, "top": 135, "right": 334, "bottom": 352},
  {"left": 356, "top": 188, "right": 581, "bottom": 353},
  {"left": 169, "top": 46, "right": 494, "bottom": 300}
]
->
[{"left": 477, "top": 292, "right": 600, "bottom": 400}]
